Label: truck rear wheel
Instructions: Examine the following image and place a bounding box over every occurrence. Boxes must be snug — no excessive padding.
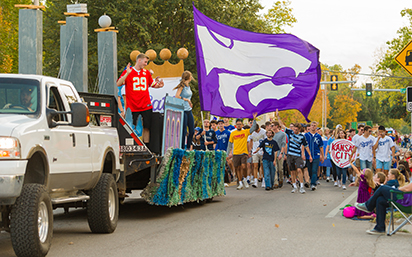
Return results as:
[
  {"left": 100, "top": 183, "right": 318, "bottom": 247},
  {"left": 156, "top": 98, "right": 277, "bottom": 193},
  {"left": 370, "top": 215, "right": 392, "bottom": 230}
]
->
[
  {"left": 87, "top": 173, "right": 119, "bottom": 233},
  {"left": 10, "top": 184, "right": 53, "bottom": 257}
]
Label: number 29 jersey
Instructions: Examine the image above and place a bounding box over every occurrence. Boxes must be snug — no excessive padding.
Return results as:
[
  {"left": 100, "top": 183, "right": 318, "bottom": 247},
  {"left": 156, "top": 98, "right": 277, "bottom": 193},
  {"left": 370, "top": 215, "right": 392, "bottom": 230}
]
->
[{"left": 122, "top": 67, "right": 154, "bottom": 112}]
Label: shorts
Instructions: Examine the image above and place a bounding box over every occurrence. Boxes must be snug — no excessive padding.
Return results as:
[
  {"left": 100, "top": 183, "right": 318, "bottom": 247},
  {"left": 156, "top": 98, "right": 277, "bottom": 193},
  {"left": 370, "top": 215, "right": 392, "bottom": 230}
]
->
[
  {"left": 233, "top": 154, "right": 248, "bottom": 167},
  {"left": 252, "top": 154, "right": 263, "bottom": 163},
  {"left": 287, "top": 155, "right": 304, "bottom": 171},
  {"left": 360, "top": 159, "right": 372, "bottom": 170},
  {"left": 247, "top": 156, "right": 252, "bottom": 163},
  {"left": 376, "top": 159, "right": 391, "bottom": 170},
  {"left": 132, "top": 108, "right": 152, "bottom": 129}
]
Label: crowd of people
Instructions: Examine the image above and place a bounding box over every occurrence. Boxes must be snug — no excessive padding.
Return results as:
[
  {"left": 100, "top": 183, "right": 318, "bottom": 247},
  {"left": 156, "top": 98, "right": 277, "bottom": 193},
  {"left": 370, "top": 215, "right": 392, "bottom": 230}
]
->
[{"left": 116, "top": 57, "right": 412, "bottom": 236}]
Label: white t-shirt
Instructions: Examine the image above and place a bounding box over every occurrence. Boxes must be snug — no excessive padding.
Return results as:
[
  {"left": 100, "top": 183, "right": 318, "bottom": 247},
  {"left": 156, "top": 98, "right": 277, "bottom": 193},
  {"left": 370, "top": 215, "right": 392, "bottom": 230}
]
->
[
  {"left": 351, "top": 134, "right": 362, "bottom": 160},
  {"left": 249, "top": 128, "right": 266, "bottom": 155},
  {"left": 375, "top": 136, "right": 395, "bottom": 162},
  {"left": 355, "top": 135, "right": 376, "bottom": 161}
]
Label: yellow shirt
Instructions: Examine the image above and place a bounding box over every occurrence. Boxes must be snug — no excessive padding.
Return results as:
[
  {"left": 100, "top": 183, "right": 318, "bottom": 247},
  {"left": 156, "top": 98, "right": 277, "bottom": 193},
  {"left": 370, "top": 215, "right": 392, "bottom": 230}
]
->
[{"left": 229, "top": 129, "right": 251, "bottom": 155}]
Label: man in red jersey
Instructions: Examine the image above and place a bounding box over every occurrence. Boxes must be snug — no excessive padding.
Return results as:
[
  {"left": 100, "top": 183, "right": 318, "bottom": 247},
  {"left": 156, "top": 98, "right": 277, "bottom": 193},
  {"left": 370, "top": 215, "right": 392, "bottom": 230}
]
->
[{"left": 117, "top": 53, "right": 164, "bottom": 143}]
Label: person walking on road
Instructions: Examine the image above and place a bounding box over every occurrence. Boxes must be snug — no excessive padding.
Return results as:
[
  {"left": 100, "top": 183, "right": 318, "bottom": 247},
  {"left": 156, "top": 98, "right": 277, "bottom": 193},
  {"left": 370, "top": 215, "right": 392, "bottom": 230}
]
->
[
  {"left": 227, "top": 114, "right": 257, "bottom": 190},
  {"left": 305, "top": 121, "right": 324, "bottom": 191},
  {"left": 276, "top": 110, "right": 312, "bottom": 194}
]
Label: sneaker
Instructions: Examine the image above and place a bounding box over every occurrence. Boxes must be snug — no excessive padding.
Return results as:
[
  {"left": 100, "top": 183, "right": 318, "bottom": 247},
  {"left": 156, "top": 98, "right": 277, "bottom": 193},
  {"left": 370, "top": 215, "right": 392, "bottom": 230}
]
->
[
  {"left": 354, "top": 202, "right": 370, "bottom": 212},
  {"left": 291, "top": 187, "right": 297, "bottom": 193},
  {"left": 265, "top": 187, "right": 271, "bottom": 191},
  {"left": 261, "top": 180, "right": 266, "bottom": 188},
  {"left": 252, "top": 178, "right": 258, "bottom": 188},
  {"left": 279, "top": 181, "right": 283, "bottom": 188},
  {"left": 243, "top": 178, "right": 249, "bottom": 189},
  {"left": 287, "top": 179, "right": 292, "bottom": 185},
  {"left": 366, "top": 228, "right": 385, "bottom": 235},
  {"left": 326, "top": 177, "right": 330, "bottom": 182},
  {"left": 311, "top": 185, "right": 317, "bottom": 191},
  {"left": 317, "top": 181, "right": 321, "bottom": 185},
  {"left": 299, "top": 187, "right": 306, "bottom": 194},
  {"left": 342, "top": 185, "right": 347, "bottom": 190},
  {"left": 304, "top": 182, "right": 309, "bottom": 188},
  {"left": 224, "top": 183, "right": 229, "bottom": 187},
  {"left": 237, "top": 182, "right": 244, "bottom": 190},
  {"left": 334, "top": 181, "right": 338, "bottom": 187}
]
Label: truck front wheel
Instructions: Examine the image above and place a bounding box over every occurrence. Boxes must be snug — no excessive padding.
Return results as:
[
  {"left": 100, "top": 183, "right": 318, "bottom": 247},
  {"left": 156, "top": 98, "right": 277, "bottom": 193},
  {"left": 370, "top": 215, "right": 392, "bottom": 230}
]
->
[
  {"left": 10, "top": 184, "right": 53, "bottom": 257},
  {"left": 87, "top": 173, "right": 119, "bottom": 233}
]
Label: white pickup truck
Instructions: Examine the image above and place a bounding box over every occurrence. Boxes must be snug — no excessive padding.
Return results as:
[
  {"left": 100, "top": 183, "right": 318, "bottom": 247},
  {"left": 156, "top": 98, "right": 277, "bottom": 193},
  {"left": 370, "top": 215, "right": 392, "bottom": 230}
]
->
[{"left": 0, "top": 74, "right": 120, "bottom": 257}]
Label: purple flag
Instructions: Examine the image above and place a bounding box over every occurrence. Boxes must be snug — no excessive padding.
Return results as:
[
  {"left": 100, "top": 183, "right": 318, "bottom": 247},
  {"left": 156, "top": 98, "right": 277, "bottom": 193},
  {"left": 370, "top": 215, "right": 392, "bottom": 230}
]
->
[{"left": 193, "top": 5, "right": 321, "bottom": 121}]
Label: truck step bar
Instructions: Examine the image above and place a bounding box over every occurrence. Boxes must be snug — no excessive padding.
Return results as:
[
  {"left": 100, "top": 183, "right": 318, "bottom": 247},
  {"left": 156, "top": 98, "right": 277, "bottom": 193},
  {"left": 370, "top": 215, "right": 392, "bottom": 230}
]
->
[{"left": 51, "top": 192, "right": 90, "bottom": 205}]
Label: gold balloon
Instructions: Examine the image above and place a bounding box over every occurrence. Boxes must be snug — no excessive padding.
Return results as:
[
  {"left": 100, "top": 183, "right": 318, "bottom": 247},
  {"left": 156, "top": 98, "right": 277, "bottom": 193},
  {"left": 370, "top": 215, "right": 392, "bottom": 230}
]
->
[
  {"left": 145, "top": 49, "right": 157, "bottom": 61},
  {"left": 130, "top": 50, "right": 140, "bottom": 62},
  {"left": 159, "top": 48, "right": 172, "bottom": 61},
  {"left": 177, "top": 48, "right": 189, "bottom": 60}
]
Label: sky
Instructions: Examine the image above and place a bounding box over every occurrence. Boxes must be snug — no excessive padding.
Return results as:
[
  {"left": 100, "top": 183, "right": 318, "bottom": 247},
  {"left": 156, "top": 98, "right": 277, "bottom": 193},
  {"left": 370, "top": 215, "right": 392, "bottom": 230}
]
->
[{"left": 260, "top": 0, "right": 411, "bottom": 86}]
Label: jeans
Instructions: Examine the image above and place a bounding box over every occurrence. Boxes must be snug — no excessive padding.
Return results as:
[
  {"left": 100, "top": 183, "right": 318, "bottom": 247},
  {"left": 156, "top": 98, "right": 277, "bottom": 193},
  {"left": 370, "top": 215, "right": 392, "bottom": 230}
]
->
[
  {"left": 263, "top": 159, "right": 276, "bottom": 188},
  {"left": 336, "top": 166, "right": 347, "bottom": 184},
  {"left": 326, "top": 167, "right": 331, "bottom": 177},
  {"left": 360, "top": 159, "right": 372, "bottom": 170},
  {"left": 182, "top": 110, "right": 194, "bottom": 149},
  {"left": 307, "top": 158, "right": 320, "bottom": 186},
  {"left": 364, "top": 185, "right": 400, "bottom": 232}
]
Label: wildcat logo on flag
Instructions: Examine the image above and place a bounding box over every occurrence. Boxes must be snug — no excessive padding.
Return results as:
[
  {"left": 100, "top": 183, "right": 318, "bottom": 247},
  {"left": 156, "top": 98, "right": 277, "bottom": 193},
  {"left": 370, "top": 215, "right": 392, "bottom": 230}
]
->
[{"left": 193, "top": 5, "right": 321, "bottom": 121}]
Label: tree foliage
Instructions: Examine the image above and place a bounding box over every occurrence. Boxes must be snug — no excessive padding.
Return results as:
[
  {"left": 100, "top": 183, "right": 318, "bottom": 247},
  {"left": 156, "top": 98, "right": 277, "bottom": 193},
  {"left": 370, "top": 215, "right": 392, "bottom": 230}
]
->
[
  {"left": 0, "top": 0, "right": 31, "bottom": 73},
  {"left": 364, "top": 8, "right": 412, "bottom": 133},
  {"left": 41, "top": 0, "right": 296, "bottom": 124}
]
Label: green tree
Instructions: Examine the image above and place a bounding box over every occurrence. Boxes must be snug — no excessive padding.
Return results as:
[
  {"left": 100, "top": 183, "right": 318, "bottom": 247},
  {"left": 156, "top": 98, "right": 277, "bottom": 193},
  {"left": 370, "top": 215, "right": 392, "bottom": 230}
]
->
[
  {"left": 369, "top": 8, "right": 412, "bottom": 132},
  {"left": 0, "top": 0, "right": 31, "bottom": 73},
  {"left": 42, "top": 0, "right": 297, "bottom": 124}
]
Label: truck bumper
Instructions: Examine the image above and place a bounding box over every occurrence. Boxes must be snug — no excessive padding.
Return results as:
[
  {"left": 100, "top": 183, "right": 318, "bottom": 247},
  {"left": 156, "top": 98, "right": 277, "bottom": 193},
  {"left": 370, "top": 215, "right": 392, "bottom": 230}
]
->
[{"left": 0, "top": 161, "right": 26, "bottom": 205}]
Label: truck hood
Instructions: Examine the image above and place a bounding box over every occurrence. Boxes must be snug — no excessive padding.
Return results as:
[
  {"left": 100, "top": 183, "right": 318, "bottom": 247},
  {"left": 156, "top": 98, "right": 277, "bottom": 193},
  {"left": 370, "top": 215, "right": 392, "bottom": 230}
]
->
[{"left": 0, "top": 114, "right": 37, "bottom": 137}]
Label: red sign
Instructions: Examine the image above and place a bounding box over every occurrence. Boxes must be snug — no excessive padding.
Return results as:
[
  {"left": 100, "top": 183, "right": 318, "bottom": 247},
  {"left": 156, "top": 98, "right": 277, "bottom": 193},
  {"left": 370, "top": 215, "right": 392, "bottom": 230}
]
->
[{"left": 330, "top": 139, "right": 355, "bottom": 168}]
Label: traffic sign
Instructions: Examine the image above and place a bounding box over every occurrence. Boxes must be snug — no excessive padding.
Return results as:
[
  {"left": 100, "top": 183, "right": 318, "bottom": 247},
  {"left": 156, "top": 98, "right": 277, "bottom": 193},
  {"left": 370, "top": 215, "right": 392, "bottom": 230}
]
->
[{"left": 394, "top": 39, "right": 412, "bottom": 76}]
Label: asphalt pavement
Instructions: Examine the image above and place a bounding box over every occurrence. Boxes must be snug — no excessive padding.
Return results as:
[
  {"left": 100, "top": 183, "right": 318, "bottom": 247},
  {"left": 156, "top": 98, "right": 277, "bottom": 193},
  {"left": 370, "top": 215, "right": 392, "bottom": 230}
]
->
[{"left": 1, "top": 179, "right": 411, "bottom": 257}]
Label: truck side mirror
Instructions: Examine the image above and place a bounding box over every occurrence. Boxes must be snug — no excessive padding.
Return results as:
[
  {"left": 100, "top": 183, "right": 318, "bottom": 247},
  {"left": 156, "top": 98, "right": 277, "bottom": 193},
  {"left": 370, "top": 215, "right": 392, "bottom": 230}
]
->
[{"left": 70, "top": 102, "right": 90, "bottom": 127}]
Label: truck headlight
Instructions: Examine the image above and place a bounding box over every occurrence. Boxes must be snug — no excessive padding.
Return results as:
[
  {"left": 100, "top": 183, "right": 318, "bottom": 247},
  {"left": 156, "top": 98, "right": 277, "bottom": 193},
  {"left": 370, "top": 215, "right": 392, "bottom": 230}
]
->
[{"left": 0, "top": 137, "right": 21, "bottom": 159}]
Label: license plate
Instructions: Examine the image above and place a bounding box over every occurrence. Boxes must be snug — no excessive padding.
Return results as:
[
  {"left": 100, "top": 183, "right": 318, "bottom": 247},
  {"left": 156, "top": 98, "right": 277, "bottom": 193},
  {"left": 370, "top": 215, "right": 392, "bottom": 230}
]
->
[{"left": 120, "top": 145, "right": 146, "bottom": 152}]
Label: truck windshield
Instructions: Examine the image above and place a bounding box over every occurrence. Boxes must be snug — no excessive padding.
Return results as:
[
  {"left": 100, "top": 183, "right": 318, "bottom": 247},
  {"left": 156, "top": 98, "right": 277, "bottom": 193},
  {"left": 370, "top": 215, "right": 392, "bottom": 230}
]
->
[{"left": 0, "top": 78, "right": 40, "bottom": 115}]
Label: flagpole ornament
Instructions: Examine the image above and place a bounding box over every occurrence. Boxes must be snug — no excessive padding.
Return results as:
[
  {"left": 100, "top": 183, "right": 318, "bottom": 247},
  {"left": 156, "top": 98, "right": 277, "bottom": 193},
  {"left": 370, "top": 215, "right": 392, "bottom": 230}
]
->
[{"left": 193, "top": 5, "right": 321, "bottom": 121}]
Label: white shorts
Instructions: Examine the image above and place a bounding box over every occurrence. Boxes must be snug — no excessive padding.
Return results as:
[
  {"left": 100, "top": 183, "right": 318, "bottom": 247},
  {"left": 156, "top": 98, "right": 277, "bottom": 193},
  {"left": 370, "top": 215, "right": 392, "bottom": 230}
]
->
[{"left": 252, "top": 154, "right": 263, "bottom": 163}]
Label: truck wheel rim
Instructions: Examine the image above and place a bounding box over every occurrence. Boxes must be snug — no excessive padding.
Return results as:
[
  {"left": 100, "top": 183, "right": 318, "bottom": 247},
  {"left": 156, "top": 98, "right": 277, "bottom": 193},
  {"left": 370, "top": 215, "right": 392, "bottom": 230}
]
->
[
  {"left": 108, "top": 187, "right": 115, "bottom": 220},
  {"left": 38, "top": 202, "right": 49, "bottom": 243}
]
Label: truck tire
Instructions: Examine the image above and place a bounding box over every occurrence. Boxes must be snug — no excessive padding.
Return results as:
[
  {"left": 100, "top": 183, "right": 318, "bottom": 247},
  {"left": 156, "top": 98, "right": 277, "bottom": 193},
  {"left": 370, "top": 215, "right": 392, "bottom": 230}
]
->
[
  {"left": 87, "top": 173, "right": 119, "bottom": 233},
  {"left": 10, "top": 184, "right": 53, "bottom": 257}
]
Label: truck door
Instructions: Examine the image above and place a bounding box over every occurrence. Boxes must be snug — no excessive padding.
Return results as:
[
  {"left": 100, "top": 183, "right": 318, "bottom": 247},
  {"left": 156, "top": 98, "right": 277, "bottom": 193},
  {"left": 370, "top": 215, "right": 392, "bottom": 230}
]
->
[
  {"left": 44, "top": 84, "right": 77, "bottom": 191},
  {"left": 59, "top": 84, "right": 93, "bottom": 189}
]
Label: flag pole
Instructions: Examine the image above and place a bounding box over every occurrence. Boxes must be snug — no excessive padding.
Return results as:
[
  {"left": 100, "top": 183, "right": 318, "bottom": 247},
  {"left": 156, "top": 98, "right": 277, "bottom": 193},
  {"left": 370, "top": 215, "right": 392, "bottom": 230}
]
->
[{"left": 201, "top": 111, "right": 207, "bottom": 149}]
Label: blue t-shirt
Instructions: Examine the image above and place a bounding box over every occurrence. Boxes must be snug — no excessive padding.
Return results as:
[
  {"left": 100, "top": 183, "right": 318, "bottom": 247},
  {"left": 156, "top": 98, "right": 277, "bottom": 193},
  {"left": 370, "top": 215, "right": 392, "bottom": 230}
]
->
[
  {"left": 117, "top": 85, "right": 125, "bottom": 112},
  {"left": 258, "top": 138, "right": 280, "bottom": 162},
  {"left": 285, "top": 128, "right": 307, "bottom": 157},
  {"left": 215, "top": 129, "right": 231, "bottom": 151},
  {"left": 224, "top": 124, "right": 235, "bottom": 131},
  {"left": 327, "top": 137, "right": 334, "bottom": 159}
]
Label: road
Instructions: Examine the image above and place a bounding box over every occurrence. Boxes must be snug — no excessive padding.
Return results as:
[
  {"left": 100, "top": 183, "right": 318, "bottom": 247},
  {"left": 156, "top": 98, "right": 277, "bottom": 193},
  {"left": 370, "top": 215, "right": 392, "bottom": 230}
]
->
[{"left": 1, "top": 180, "right": 411, "bottom": 257}]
